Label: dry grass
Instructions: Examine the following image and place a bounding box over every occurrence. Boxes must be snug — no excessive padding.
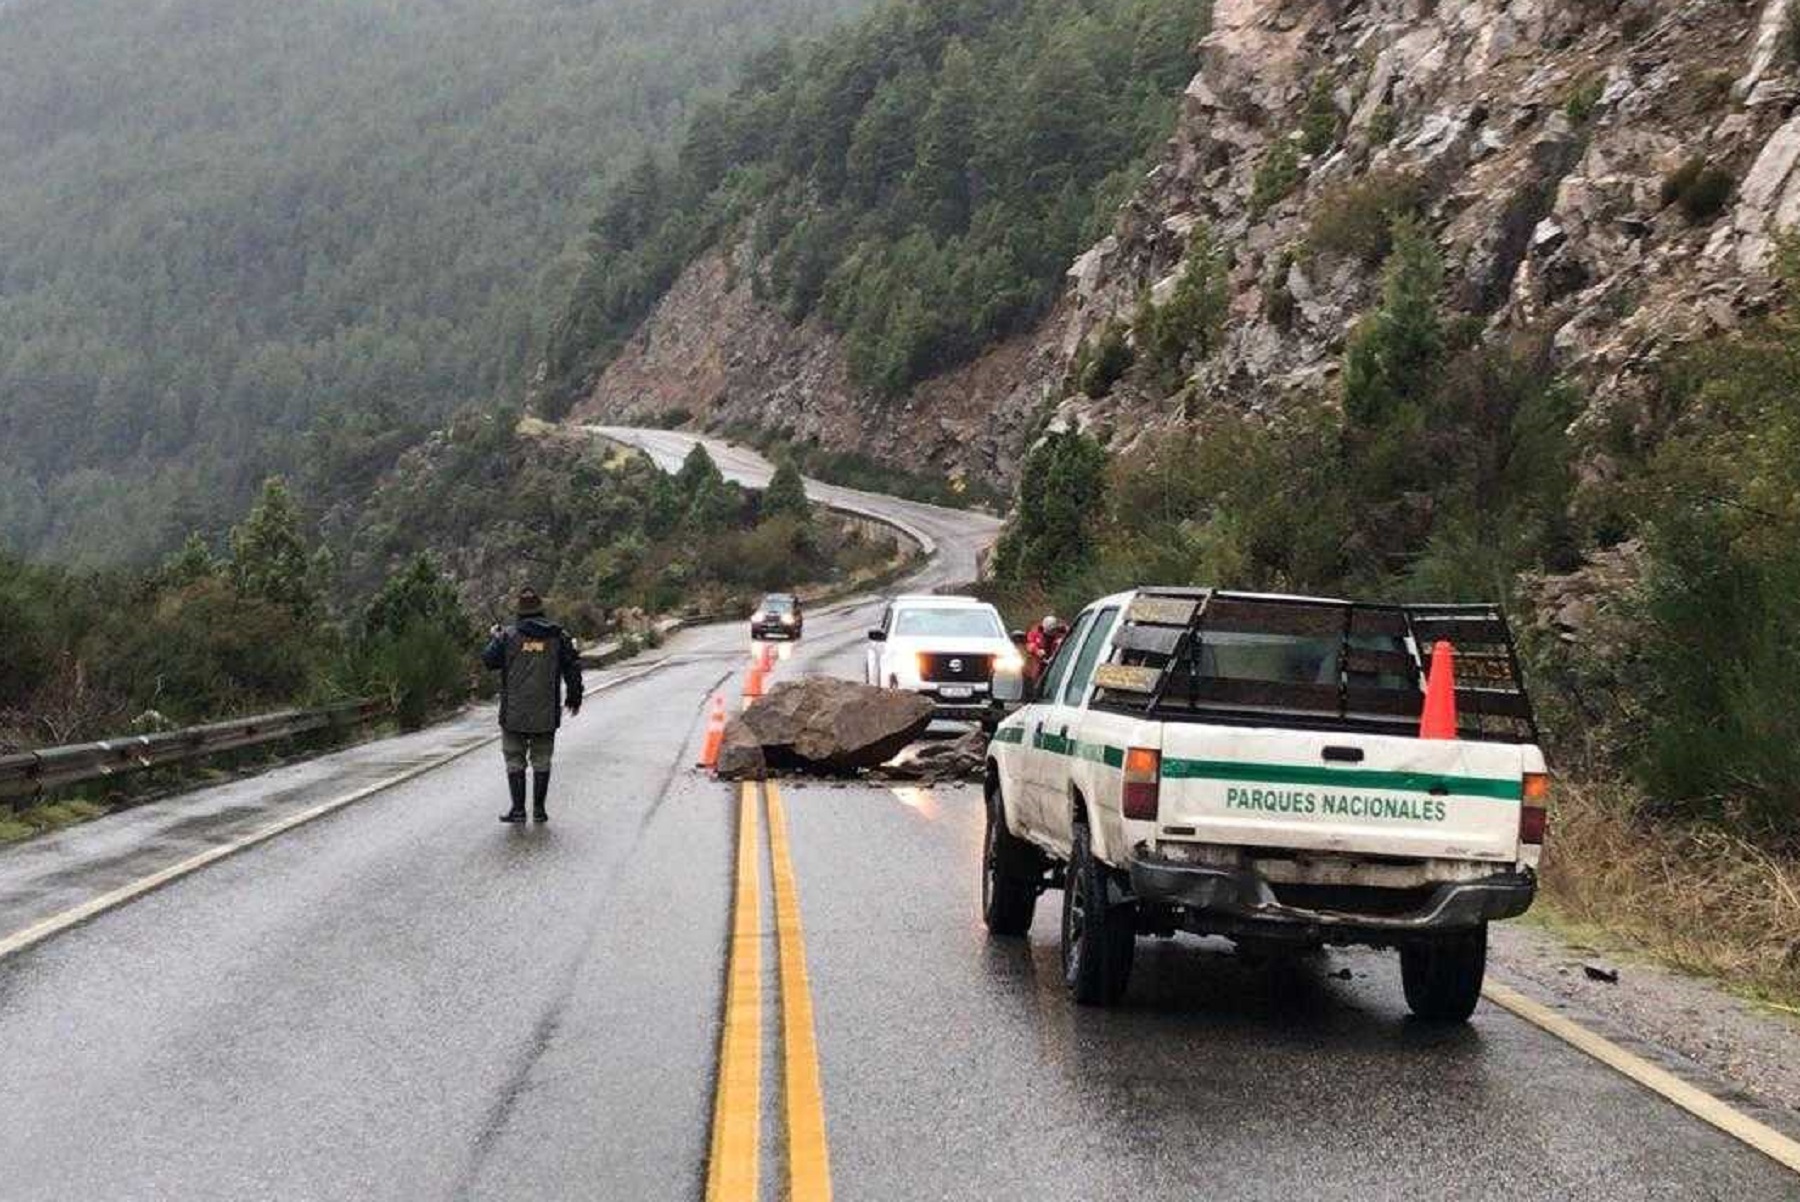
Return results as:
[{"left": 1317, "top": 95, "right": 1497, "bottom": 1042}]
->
[{"left": 1539, "top": 780, "right": 1800, "bottom": 1008}]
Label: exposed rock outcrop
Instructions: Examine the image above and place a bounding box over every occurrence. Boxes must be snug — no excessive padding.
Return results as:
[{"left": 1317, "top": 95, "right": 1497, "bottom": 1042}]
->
[{"left": 575, "top": 246, "right": 1057, "bottom": 491}]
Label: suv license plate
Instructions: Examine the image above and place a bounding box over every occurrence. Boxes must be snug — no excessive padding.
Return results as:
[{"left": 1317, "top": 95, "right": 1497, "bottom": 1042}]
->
[{"left": 939, "top": 685, "right": 973, "bottom": 700}]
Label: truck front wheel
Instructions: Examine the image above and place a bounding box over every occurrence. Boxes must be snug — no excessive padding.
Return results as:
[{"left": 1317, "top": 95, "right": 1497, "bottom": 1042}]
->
[
  {"left": 1400, "top": 924, "right": 1487, "bottom": 1022},
  {"left": 1061, "top": 824, "right": 1134, "bottom": 1006},
  {"left": 982, "top": 781, "right": 1039, "bottom": 937}
]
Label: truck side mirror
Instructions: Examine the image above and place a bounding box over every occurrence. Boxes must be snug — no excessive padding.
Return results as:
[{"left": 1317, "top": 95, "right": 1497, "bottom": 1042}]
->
[{"left": 868, "top": 628, "right": 887, "bottom": 642}]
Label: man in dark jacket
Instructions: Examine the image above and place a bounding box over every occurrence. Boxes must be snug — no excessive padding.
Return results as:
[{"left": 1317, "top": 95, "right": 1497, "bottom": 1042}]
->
[{"left": 482, "top": 588, "right": 583, "bottom": 824}]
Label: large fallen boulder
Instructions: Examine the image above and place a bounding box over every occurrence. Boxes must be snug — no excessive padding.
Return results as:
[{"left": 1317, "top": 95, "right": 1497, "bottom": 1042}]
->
[
  {"left": 878, "top": 729, "right": 989, "bottom": 783},
  {"left": 714, "top": 717, "right": 770, "bottom": 779},
  {"left": 714, "top": 677, "right": 935, "bottom": 778}
]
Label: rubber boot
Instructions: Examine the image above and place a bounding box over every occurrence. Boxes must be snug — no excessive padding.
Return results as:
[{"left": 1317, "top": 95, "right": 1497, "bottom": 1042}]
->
[
  {"left": 532, "top": 770, "right": 551, "bottom": 824},
  {"left": 501, "top": 770, "right": 527, "bottom": 823}
]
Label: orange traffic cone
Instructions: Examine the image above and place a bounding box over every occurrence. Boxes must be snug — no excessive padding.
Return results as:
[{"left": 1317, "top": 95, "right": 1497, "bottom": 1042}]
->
[
  {"left": 697, "top": 695, "right": 727, "bottom": 769},
  {"left": 757, "top": 641, "right": 775, "bottom": 671},
  {"left": 744, "top": 663, "right": 766, "bottom": 702},
  {"left": 1419, "top": 640, "right": 1458, "bottom": 739}
]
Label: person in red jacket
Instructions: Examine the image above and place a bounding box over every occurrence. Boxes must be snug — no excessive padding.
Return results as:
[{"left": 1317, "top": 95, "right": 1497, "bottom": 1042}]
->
[{"left": 1024, "top": 615, "right": 1067, "bottom": 687}]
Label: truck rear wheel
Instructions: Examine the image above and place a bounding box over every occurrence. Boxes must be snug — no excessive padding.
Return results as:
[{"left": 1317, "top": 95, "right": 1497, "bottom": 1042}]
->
[
  {"left": 1060, "top": 824, "right": 1134, "bottom": 1006},
  {"left": 1400, "top": 924, "right": 1487, "bottom": 1022},
  {"left": 982, "top": 781, "right": 1039, "bottom": 937}
]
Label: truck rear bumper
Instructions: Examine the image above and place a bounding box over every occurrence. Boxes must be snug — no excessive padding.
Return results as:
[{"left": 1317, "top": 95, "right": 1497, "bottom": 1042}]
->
[{"left": 1127, "top": 855, "right": 1534, "bottom": 941}]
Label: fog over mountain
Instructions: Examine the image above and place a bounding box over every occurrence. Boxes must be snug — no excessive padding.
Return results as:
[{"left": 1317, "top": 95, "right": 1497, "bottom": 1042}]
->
[{"left": 0, "top": 0, "right": 870, "bottom": 563}]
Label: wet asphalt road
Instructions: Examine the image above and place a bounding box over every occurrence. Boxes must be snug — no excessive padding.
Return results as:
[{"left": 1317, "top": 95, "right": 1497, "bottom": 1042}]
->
[{"left": 2, "top": 435, "right": 1798, "bottom": 1200}]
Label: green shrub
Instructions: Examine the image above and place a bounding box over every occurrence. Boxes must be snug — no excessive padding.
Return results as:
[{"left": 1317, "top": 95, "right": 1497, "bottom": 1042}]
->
[
  {"left": 1681, "top": 69, "right": 1735, "bottom": 116},
  {"left": 1077, "top": 321, "right": 1135, "bottom": 398},
  {"left": 1366, "top": 103, "right": 1398, "bottom": 146},
  {"left": 1249, "top": 139, "right": 1302, "bottom": 217},
  {"left": 1341, "top": 214, "right": 1444, "bottom": 432},
  {"left": 367, "top": 620, "right": 468, "bottom": 731},
  {"left": 1304, "top": 170, "right": 1427, "bottom": 266},
  {"left": 1661, "top": 157, "right": 1734, "bottom": 223},
  {"left": 1563, "top": 74, "right": 1603, "bottom": 124},
  {"left": 102, "top": 578, "right": 325, "bottom": 723},
  {"left": 0, "top": 565, "right": 54, "bottom": 711},
  {"left": 1135, "top": 226, "right": 1229, "bottom": 395},
  {"left": 1629, "top": 510, "right": 1800, "bottom": 841},
  {"left": 1262, "top": 249, "right": 1297, "bottom": 328},
  {"left": 362, "top": 554, "right": 473, "bottom": 647},
  {"left": 703, "top": 515, "right": 821, "bottom": 591},
  {"left": 1299, "top": 75, "right": 1342, "bottom": 157}
]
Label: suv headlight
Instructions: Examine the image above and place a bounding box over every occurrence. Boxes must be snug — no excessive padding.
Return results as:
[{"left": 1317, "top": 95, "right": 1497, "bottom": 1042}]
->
[{"left": 993, "top": 649, "right": 1023, "bottom": 673}]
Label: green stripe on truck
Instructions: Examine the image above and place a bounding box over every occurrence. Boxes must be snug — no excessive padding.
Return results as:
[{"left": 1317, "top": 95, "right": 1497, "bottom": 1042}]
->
[
  {"left": 1160, "top": 758, "right": 1522, "bottom": 800},
  {"left": 999, "top": 731, "right": 1517, "bottom": 799}
]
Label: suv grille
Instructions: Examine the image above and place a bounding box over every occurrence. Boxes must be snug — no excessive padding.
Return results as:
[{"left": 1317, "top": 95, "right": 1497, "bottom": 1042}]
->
[{"left": 921, "top": 653, "right": 991, "bottom": 683}]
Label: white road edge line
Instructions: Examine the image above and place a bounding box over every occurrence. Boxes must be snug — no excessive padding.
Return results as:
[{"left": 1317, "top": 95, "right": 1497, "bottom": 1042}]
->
[
  {"left": 0, "top": 658, "right": 674, "bottom": 963},
  {"left": 1483, "top": 981, "right": 1800, "bottom": 1175}
]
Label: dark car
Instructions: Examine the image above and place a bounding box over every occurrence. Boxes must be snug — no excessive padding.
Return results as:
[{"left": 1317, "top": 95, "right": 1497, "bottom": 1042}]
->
[{"left": 749, "top": 593, "right": 804, "bottom": 640}]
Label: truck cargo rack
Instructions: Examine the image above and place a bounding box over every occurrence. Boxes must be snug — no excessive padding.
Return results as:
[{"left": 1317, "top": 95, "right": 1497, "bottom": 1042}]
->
[{"left": 1089, "top": 588, "right": 1539, "bottom": 743}]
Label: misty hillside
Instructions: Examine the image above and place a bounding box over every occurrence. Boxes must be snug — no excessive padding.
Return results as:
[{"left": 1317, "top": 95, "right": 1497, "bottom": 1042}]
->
[{"left": 0, "top": 0, "right": 870, "bottom": 564}]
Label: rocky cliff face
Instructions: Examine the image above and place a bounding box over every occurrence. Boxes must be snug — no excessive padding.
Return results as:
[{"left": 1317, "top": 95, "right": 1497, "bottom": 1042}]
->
[
  {"left": 577, "top": 0, "right": 1800, "bottom": 488},
  {"left": 573, "top": 244, "right": 1059, "bottom": 487}
]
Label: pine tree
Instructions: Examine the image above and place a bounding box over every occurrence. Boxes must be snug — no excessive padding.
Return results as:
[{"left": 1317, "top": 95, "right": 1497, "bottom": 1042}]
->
[
  {"left": 229, "top": 477, "right": 318, "bottom": 617},
  {"left": 674, "top": 443, "right": 725, "bottom": 497},
  {"left": 1341, "top": 214, "right": 1445, "bottom": 430},
  {"left": 362, "top": 554, "right": 472, "bottom": 644},
  {"left": 995, "top": 429, "right": 1107, "bottom": 584},
  {"left": 846, "top": 74, "right": 923, "bottom": 208},
  {"left": 763, "top": 459, "right": 811, "bottom": 521},
  {"left": 908, "top": 40, "right": 979, "bottom": 236},
  {"left": 162, "top": 533, "right": 219, "bottom": 587}
]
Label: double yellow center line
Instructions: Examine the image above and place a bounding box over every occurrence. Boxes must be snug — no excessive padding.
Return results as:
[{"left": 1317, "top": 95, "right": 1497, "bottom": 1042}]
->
[{"left": 707, "top": 781, "right": 833, "bottom": 1202}]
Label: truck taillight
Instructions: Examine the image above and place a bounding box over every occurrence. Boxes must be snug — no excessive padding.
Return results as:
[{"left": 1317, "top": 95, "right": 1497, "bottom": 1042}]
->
[
  {"left": 1520, "top": 772, "right": 1549, "bottom": 845},
  {"left": 1123, "top": 747, "right": 1160, "bottom": 821}
]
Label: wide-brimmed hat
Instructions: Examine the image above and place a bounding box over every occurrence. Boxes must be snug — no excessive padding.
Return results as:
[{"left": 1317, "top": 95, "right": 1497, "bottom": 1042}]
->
[{"left": 516, "top": 587, "right": 545, "bottom": 617}]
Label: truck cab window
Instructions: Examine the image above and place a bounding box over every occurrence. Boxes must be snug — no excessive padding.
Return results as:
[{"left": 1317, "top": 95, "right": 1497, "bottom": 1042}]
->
[{"left": 1061, "top": 607, "right": 1118, "bottom": 706}]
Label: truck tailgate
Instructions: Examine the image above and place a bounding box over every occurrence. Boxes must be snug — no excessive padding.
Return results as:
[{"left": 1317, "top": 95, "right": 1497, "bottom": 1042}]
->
[{"left": 1159, "top": 727, "right": 1525, "bottom": 862}]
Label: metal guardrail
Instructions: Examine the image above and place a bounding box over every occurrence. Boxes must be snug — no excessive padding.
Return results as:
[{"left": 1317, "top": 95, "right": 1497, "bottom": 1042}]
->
[{"left": 0, "top": 698, "right": 389, "bottom": 804}]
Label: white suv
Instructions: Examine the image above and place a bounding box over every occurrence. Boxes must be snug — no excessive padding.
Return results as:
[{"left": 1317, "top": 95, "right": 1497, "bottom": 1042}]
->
[{"left": 866, "top": 595, "right": 1025, "bottom": 729}]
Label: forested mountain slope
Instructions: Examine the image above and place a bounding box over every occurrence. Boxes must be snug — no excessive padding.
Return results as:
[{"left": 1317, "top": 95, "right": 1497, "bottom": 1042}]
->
[
  {"left": 0, "top": 0, "right": 871, "bottom": 564},
  {"left": 544, "top": 0, "right": 1206, "bottom": 469}
]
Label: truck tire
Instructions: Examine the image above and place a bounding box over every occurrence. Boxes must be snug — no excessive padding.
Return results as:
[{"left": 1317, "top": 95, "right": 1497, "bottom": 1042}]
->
[
  {"left": 1060, "top": 824, "right": 1134, "bottom": 1006},
  {"left": 982, "top": 781, "right": 1039, "bottom": 937},
  {"left": 1400, "top": 924, "right": 1487, "bottom": 1022}
]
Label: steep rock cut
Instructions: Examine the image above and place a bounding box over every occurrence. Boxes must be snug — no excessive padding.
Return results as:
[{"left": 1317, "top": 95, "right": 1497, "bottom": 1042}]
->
[{"left": 574, "top": 244, "right": 1059, "bottom": 488}]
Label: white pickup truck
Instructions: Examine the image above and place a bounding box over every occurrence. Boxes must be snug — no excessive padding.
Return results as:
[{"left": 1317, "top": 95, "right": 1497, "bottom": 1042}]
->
[{"left": 982, "top": 587, "right": 1548, "bottom": 1020}]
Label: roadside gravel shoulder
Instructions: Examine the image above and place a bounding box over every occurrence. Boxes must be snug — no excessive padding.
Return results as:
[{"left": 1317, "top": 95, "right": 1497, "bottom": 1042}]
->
[{"left": 1490, "top": 920, "right": 1800, "bottom": 1121}]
